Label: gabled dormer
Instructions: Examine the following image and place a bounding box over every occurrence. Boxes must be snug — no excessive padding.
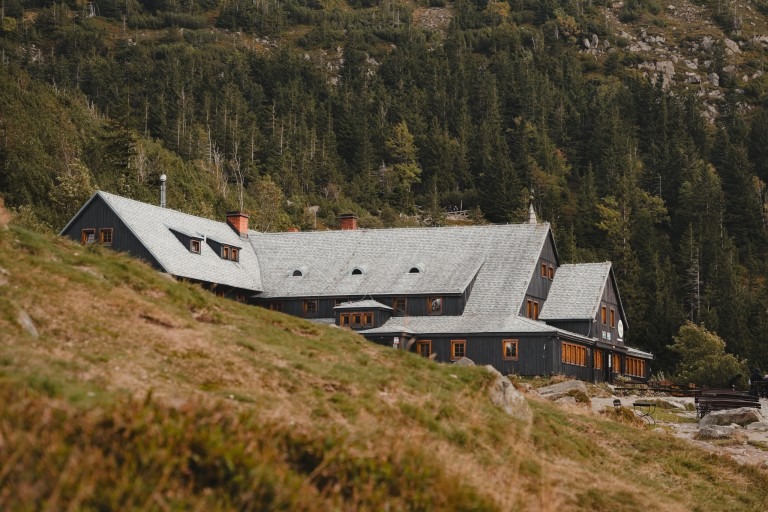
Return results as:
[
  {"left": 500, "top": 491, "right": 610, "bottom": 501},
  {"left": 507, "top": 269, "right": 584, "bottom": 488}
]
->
[
  {"left": 334, "top": 299, "right": 393, "bottom": 330},
  {"left": 206, "top": 237, "right": 242, "bottom": 262},
  {"left": 538, "top": 262, "right": 628, "bottom": 344}
]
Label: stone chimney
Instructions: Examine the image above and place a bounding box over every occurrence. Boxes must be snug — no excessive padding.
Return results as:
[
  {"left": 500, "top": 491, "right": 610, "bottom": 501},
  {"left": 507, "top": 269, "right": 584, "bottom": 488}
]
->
[
  {"left": 226, "top": 211, "right": 249, "bottom": 237},
  {"left": 338, "top": 213, "right": 358, "bottom": 231}
]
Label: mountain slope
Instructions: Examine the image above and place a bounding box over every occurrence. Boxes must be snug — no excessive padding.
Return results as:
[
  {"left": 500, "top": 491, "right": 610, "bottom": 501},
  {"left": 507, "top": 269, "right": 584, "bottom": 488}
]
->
[{"left": 1, "top": 213, "right": 767, "bottom": 509}]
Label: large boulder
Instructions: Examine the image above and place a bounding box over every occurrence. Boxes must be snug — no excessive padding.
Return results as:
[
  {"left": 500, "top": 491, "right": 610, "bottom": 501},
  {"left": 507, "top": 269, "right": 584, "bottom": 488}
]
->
[
  {"left": 537, "top": 380, "right": 588, "bottom": 401},
  {"left": 697, "top": 425, "right": 736, "bottom": 439},
  {"left": 485, "top": 366, "right": 532, "bottom": 426},
  {"left": 699, "top": 407, "right": 763, "bottom": 427}
]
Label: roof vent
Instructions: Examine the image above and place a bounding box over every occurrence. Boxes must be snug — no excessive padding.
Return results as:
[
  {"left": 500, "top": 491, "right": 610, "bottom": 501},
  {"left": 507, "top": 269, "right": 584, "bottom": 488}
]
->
[
  {"left": 351, "top": 268, "right": 364, "bottom": 275},
  {"left": 290, "top": 267, "right": 307, "bottom": 277},
  {"left": 408, "top": 263, "right": 425, "bottom": 274},
  {"left": 159, "top": 174, "right": 167, "bottom": 208}
]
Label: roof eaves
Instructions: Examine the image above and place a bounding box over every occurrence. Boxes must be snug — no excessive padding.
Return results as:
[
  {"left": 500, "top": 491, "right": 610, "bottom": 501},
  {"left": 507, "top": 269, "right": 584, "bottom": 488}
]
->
[{"left": 58, "top": 190, "right": 101, "bottom": 236}]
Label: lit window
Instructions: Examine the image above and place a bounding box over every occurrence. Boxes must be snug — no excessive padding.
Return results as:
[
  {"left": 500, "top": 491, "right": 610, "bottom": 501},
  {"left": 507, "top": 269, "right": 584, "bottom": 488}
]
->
[
  {"left": 594, "top": 350, "right": 603, "bottom": 370},
  {"left": 231, "top": 248, "right": 239, "bottom": 262},
  {"left": 427, "top": 297, "right": 442, "bottom": 315},
  {"left": 190, "top": 239, "right": 201, "bottom": 254},
  {"left": 548, "top": 265, "right": 554, "bottom": 280},
  {"left": 601, "top": 306, "right": 607, "bottom": 325},
  {"left": 610, "top": 309, "right": 616, "bottom": 328},
  {"left": 502, "top": 339, "right": 518, "bottom": 361},
  {"left": 99, "top": 228, "right": 113, "bottom": 245},
  {"left": 451, "top": 340, "right": 466, "bottom": 361},
  {"left": 222, "top": 246, "right": 230, "bottom": 260},
  {"left": 393, "top": 298, "right": 406, "bottom": 316},
  {"left": 304, "top": 299, "right": 318, "bottom": 317},
  {"left": 612, "top": 354, "right": 621, "bottom": 373},
  {"left": 541, "top": 263, "right": 547, "bottom": 277},
  {"left": 526, "top": 300, "right": 533, "bottom": 319},
  {"left": 561, "top": 342, "right": 586, "bottom": 367},
  {"left": 417, "top": 340, "right": 432, "bottom": 358},
  {"left": 81, "top": 229, "right": 96, "bottom": 245},
  {"left": 340, "top": 314, "right": 350, "bottom": 327},
  {"left": 626, "top": 357, "right": 645, "bottom": 377},
  {"left": 533, "top": 301, "right": 539, "bottom": 320},
  {"left": 363, "top": 313, "right": 373, "bottom": 327},
  {"left": 269, "top": 302, "right": 283, "bottom": 312}
]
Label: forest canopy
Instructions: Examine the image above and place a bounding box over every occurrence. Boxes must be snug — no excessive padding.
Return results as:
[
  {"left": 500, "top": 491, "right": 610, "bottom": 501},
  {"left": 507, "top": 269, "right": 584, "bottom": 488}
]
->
[{"left": 2, "top": 0, "right": 768, "bottom": 372}]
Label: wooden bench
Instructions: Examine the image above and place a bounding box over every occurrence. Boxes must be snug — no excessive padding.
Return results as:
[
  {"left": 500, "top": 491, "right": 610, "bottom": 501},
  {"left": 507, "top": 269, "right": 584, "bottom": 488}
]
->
[{"left": 695, "top": 393, "right": 761, "bottom": 418}]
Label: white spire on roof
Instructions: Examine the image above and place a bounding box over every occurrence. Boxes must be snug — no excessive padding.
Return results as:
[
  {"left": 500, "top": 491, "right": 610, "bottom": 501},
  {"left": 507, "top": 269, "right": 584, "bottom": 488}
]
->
[{"left": 528, "top": 192, "right": 537, "bottom": 224}]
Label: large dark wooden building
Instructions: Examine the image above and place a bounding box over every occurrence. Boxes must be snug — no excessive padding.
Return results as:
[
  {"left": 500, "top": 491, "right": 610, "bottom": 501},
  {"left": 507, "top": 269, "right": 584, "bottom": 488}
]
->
[{"left": 62, "top": 191, "right": 653, "bottom": 382}]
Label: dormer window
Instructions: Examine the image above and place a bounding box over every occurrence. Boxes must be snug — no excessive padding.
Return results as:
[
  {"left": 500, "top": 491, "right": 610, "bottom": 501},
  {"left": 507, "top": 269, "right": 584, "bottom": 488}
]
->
[
  {"left": 221, "top": 245, "right": 239, "bottom": 262},
  {"left": 190, "top": 239, "right": 201, "bottom": 254}
]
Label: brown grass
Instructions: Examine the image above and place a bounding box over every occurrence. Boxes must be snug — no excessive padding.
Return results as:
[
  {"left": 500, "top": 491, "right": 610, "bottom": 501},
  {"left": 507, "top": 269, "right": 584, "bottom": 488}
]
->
[{"left": 2, "top": 225, "right": 768, "bottom": 510}]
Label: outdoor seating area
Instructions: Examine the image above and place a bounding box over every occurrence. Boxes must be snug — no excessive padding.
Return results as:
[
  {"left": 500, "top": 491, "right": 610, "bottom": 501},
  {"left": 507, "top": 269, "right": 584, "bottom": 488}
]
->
[
  {"left": 694, "top": 390, "right": 762, "bottom": 418},
  {"left": 750, "top": 380, "right": 768, "bottom": 398}
]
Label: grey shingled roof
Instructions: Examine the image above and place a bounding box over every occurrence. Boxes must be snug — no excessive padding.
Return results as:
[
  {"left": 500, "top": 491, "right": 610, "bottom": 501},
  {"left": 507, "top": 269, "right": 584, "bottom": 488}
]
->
[
  {"left": 250, "top": 223, "right": 552, "bottom": 317},
  {"left": 73, "top": 192, "right": 263, "bottom": 292},
  {"left": 361, "top": 314, "right": 595, "bottom": 343},
  {"left": 538, "top": 263, "right": 612, "bottom": 321},
  {"left": 334, "top": 299, "right": 393, "bottom": 310}
]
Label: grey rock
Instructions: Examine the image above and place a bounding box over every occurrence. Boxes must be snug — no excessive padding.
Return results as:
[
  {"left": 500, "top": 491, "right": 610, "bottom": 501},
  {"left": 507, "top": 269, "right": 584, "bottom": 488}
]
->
[
  {"left": 684, "top": 60, "right": 698, "bottom": 70},
  {"left": 17, "top": 309, "right": 39, "bottom": 338},
  {"left": 698, "top": 426, "right": 736, "bottom": 439},
  {"left": 454, "top": 356, "right": 475, "bottom": 367},
  {"left": 583, "top": 38, "right": 591, "bottom": 49},
  {"left": 708, "top": 73, "right": 720, "bottom": 87},
  {"left": 699, "top": 408, "right": 764, "bottom": 427},
  {"left": 685, "top": 72, "right": 701, "bottom": 84},
  {"left": 485, "top": 366, "right": 532, "bottom": 425},
  {"left": 701, "top": 36, "right": 714, "bottom": 51},
  {"left": 555, "top": 396, "right": 577, "bottom": 405},
  {"left": 746, "top": 421, "right": 768, "bottom": 431},
  {"left": 724, "top": 38, "right": 741, "bottom": 54},
  {"left": 538, "top": 379, "right": 587, "bottom": 400}
]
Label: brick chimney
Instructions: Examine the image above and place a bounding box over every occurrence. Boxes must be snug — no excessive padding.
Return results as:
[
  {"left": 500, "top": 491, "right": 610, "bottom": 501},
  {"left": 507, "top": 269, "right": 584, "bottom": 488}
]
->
[
  {"left": 226, "top": 211, "right": 249, "bottom": 237},
  {"left": 287, "top": 227, "right": 300, "bottom": 233},
  {"left": 338, "top": 213, "right": 358, "bottom": 231}
]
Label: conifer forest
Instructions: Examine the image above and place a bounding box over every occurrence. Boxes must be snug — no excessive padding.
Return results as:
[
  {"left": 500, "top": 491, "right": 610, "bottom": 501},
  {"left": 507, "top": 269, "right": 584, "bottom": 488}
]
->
[{"left": 3, "top": 0, "right": 768, "bottom": 372}]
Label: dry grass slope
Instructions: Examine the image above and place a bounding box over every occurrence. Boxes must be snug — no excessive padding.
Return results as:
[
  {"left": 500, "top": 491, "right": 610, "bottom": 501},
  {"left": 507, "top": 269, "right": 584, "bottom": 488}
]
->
[{"left": 0, "top": 219, "right": 767, "bottom": 510}]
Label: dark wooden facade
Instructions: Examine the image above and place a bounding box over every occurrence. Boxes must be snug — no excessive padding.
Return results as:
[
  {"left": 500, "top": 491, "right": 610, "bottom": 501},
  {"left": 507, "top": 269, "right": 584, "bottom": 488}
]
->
[
  {"left": 62, "top": 195, "right": 163, "bottom": 270},
  {"left": 255, "top": 293, "right": 467, "bottom": 319},
  {"left": 519, "top": 233, "right": 558, "bottom": 319}
]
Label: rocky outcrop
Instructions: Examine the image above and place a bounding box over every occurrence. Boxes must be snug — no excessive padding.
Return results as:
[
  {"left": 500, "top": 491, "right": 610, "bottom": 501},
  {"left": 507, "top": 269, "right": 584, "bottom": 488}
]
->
[
  {"left": 485, "top": 366, "right": 532, "bottom": 425},
  {"left": 537, "top": 380, "right": 588, "bottom": 401},
  {"left": 699, "top": 408, "right": 764, "bottom": 427}
]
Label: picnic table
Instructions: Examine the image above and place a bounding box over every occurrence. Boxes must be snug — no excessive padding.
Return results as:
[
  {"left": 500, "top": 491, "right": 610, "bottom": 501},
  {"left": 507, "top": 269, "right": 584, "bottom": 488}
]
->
[{"left": 695, "top": 390, "right": 761, "bottom": 418}]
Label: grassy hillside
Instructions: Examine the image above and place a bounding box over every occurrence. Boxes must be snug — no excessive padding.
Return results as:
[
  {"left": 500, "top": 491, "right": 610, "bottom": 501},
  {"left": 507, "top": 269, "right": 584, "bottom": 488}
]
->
[{"left": 1, "top": 214, "right": 768, "bottom": 510}]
